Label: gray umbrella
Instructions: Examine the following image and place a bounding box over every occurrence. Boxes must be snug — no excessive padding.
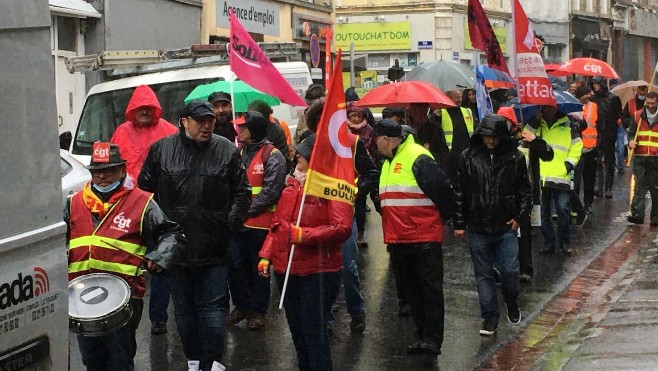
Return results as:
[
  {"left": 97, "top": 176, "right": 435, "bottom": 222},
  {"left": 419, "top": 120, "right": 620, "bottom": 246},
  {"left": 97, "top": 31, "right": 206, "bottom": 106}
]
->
[{"left": 405, "top": 60, "right": 475, "bottom": 91}]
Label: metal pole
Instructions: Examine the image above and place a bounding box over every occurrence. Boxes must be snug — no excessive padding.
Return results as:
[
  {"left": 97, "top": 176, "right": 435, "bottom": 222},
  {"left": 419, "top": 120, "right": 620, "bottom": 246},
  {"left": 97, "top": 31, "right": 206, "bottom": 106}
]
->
[
  {"left": 278, "top": 192, "right": 308, "bottom": 309},
  {"left": 350, "top": 42, "right": 355, "bottom": 88}
]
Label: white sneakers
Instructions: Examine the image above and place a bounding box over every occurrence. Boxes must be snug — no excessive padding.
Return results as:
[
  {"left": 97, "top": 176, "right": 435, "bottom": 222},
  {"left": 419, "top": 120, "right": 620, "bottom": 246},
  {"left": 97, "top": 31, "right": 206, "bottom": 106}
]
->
[{"left": 188, "top": 360, "right": 226, "bottom": 371}]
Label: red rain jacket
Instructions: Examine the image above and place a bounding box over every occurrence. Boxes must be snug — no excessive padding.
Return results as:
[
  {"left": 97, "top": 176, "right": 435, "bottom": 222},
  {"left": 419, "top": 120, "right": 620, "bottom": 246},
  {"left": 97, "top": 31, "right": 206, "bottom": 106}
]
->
[
  {"left": 111, "top": 85, "right": 177, "bottom": 180},
  {"left": 259, "top": 176, "right": 353, "bottom": 276}
]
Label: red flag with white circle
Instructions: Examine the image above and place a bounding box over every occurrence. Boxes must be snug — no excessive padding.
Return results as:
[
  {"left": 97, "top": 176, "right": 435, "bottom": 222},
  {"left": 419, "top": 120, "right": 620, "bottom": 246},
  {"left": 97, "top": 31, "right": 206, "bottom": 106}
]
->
[{"left": 304, "top": 49, "right": 357, "bottom": 206}]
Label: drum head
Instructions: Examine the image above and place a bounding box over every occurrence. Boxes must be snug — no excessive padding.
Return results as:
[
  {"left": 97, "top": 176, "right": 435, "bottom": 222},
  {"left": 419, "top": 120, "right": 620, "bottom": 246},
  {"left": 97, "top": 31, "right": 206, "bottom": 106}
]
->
[{"left": 69, "top": 273, "right": 131, "bottom": 320}]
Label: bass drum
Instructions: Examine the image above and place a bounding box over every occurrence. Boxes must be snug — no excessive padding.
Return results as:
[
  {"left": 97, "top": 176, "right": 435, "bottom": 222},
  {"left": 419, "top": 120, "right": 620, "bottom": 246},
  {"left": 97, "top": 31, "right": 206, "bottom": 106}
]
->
[{"left": 68, "top": 273, "right": 132, "bottom": 336}]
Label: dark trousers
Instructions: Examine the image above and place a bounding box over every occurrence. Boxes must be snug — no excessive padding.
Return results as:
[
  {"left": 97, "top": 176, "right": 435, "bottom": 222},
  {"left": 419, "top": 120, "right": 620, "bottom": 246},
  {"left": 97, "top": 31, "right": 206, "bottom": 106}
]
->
[
  {"left": 275, "top": 271, "right": 341, "bottom": 371},
  {"left": 388, "top": 243, "right": 444, "bottom": 347},
  {"left": 540, "top": 187, "right": 571, "bottom": 247},
  {"left": 517, "top": 213, "right": 533, "bottom": 277},
  {"left": 354, "top": 191, "right": 368, "bottom": 234},
  {"left": 575, "top": 150, "right": 597, "bottom": 207},
  {"left": 389, "top": 247, "right": 408, "bottom": 305},
  {"left": 630, "top": 156, "right": 658, "bottom": 222},
  {"left": 148, "top": 272, "right": 170, "bottom": 323},
  {"left": 170, "top": 264, "right": 228, "bottom": 370},
  {"left": 78, "top": 298, "right": 143, "bottom": 371},
  {"left": 596, "top": 143, "right": 616, "bottom": 193},
  {"left": 228, "top": 229, "right": 270, "bottom": 315}
]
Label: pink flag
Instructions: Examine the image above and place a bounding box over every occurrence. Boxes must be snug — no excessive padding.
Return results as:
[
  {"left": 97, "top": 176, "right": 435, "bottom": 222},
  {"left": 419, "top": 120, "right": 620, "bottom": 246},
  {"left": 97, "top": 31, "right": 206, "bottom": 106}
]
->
[
  {"left": 229, "top": 10, "right": 306, "bottom": 107},
  {"left": 513, "top": 0, "right": 556, "bottom": 106}
]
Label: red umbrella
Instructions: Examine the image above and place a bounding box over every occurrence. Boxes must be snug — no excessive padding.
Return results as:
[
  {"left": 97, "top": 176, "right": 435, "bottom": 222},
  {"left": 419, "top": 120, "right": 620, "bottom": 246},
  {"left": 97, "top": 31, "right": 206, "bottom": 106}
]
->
[
  {"left": 355, "top": 81, "right": 456, "bottom": 109},
  {"left": 544, "top": 63, "right": 562, "bottom": 73},
  {"left": 552, "top": 58, "right": 619, "bottom": 79}
]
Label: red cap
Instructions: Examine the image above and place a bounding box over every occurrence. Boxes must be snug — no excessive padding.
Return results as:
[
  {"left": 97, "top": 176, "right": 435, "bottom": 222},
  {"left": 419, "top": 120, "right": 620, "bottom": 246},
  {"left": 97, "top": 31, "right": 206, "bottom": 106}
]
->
[{"left": 233, "top": 116, "right": 246, "bottom": 125}]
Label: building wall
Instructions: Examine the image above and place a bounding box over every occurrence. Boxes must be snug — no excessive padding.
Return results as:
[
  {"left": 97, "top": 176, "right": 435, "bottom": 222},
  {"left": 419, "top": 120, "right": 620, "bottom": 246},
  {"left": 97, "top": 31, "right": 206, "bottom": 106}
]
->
[{"left": 202, "top": 0, "right": 332, "bottom": 43}]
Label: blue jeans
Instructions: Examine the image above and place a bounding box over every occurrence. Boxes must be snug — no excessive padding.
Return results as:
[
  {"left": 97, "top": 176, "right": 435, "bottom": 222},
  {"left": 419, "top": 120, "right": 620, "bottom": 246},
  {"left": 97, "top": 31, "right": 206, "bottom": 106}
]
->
[
  {"left": 148, "top": 272, "right": 170, "bottom": 323},
  {"left": 616, "top": 126, "right": 627, "bottom": 169},
  {"left": 78, "top": 298, "right": 143, "bottom": 371},
  {"left": 228, "top": 229, "right": 270, "bottom": 315},
  {"left": 469, "top": 231, "right": 520, "bottom": 322},
  {"left": 342, "top": 220, "right": 365, "bottom": 318},
  {"left": 169, "top": 264, "right": 228, "bottom": 370},
  {"left": 275, "top": 271, "right": 341, "bottom": 371},
  {"left": 541, "top": 188, "right": 571, "bottom": 247}
]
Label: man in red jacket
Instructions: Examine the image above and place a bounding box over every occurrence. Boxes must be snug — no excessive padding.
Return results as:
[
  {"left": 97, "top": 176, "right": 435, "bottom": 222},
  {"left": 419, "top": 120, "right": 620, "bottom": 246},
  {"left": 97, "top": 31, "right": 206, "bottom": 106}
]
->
[
  {"left": 111, "top": 85, "right": 177, "bottom": 180},
  {"left": 110, "top": 84, "right": 177, "bottom": 336}
]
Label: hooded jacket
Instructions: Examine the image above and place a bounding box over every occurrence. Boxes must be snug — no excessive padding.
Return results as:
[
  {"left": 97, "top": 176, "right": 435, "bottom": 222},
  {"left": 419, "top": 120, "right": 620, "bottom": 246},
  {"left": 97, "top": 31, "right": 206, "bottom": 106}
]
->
[
  {"left": 111, "top": 85, "right": 177, "bottom": 180},
  {"left": 589, "top": 79, "right": 622, "bottom": 143},
  {"left": 454, "top": 115, "right": 532, "bottom": 234},
  {"left": 138, "top": 130, "right": 252, "bottom": 266}
]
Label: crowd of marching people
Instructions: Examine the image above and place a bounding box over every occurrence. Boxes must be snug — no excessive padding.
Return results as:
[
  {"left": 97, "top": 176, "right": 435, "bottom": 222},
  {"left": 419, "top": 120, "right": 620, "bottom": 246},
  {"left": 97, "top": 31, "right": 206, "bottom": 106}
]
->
[{"left": 66, "top": 71, "right": 657, "bottom": 371}]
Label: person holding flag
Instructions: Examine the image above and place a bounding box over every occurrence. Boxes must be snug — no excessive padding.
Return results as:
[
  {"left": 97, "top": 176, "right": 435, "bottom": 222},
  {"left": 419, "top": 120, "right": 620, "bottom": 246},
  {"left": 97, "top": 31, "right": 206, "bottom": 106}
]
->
[
  {"left": 257, "top": 133, "right": 352, "bottom": 371},
  {"left": 374, "top": 118, "right": 455, "bottom": 355}
]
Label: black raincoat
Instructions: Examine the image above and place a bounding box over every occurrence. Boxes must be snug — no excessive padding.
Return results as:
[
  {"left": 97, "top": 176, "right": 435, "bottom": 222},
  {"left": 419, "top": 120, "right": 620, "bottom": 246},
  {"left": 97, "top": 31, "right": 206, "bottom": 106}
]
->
[
  {"left": 454, "top": 115, "right": 532, "bottom": 234},
  {"left": 139, "top": 131, "right": 252, "bottom": 266}
]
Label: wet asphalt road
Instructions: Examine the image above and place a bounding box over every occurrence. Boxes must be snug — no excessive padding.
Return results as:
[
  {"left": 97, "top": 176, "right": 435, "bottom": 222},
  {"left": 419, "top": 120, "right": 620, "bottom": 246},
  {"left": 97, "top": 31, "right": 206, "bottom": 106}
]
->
[{"left": 70, "top": 171, "right": 635, "bottom": 370}]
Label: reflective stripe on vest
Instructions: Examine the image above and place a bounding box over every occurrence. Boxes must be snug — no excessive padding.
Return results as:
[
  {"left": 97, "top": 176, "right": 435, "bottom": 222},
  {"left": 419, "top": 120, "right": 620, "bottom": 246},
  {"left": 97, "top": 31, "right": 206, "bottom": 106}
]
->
[
  {"left": 536, "top": 116, "right": 582, "bottom": 187},
  {"left": 582, "top": 102, "right": 598, "bottom": 149},
  {"left": 635, "top": 115, "right": 658, "bottom": 156},
  {"left": 68, "top": 187, "right": 151, "bottom": 298},
  {"left": 379, "top": 135, "right": 443, "bottom": 244},
  {"left": 441, "top": 107, "right": 474, "bottom": 151},
  {"left": 244, "top": 145, "right": 278, "bottom": 229}
]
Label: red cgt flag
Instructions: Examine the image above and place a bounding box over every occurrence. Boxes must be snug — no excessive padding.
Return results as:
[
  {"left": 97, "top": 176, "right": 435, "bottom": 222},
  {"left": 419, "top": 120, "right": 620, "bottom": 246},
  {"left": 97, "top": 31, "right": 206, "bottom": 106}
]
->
[
  {"left": 304, "top": 49, "right": 357, "bottom": 206},
  {"left": 467, "top": 0, "right": 511, "bottom": 76},
  {"left": 229, "top": 10, "right": 306, "bottom": 107},
  {"left": 513, "top": 0, "right": 556, "bottom": 106}
]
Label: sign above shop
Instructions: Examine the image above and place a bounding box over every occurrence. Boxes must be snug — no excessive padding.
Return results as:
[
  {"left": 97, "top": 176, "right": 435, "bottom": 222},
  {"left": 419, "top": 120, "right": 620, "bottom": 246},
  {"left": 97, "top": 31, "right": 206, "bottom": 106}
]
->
[
  {"left": 418, "top": 41, "right": 433, "bottom": 50},
  {"left": 217, "top": 0, "right": 280, "bottom": 37},
  {"left": 334, "top": 22, "right": 411, "bottom": 51},
  {"left": 292, "top": 13, "right": 331, "bottom": 44},
  {"left": 463, "top": 23, "right": 507, "bottom": 53}
]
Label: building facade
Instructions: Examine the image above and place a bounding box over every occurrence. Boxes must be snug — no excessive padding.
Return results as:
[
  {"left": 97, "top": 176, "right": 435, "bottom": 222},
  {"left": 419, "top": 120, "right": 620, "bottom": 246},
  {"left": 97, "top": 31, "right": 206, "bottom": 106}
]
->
[
  {"left": 201, "top": 0, "right": 333, "bottom": 84},
  {"left": 612, "top": 0, "right": 658, "bottom": 81}
]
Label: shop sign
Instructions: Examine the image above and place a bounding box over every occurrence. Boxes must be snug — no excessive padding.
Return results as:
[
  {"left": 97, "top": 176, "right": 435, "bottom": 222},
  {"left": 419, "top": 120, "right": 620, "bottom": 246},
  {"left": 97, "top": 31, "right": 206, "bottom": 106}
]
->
[
  {"left": 334, "top": 22, "right": 411, "bottom": 51},
  {"left": 367, "top": 54, "right": 390, "bottom": 69},
  {"left": 463, "top": 23, "right": 507, "bottom": 53},
  {"left": 418, "top": 41, "right": 433, "bottom": 49},
  {"left": 293, "top": 13, "right": 331, "bottom": 44},
  {"left": 217, "top": 0, "right": 280, "bottom": 37}
]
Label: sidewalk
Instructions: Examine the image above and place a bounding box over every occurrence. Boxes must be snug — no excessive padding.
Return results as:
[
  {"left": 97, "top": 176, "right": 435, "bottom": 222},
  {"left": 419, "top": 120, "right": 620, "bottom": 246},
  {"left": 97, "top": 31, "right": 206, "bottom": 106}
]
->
[{"left": 481, "top": 222, "right": 658, "bottom": 370}]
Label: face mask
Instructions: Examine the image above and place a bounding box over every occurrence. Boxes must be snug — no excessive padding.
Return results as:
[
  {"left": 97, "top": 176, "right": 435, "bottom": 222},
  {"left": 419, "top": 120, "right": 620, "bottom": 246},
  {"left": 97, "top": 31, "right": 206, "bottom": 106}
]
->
[
  {"left": 638, "top": 95, "right": 646, "bottom": 100},
  {"left": 92, "top": 179, "right": 121, "bottom": 193}
]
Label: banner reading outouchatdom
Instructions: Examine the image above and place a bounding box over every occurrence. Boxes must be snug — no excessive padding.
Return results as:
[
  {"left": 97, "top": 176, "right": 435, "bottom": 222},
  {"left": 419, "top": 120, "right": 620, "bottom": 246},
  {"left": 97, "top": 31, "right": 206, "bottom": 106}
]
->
[{"left": 334, "top": 22, "right": 411, "bottom": 51}]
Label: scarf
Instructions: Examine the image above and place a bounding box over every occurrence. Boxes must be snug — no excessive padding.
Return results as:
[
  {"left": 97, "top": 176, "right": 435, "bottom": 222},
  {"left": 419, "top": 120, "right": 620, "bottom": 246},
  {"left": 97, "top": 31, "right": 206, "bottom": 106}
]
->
[
  {"left": 293, "top": 167, "right": 307, "bottom": 185},
  {"left": 81, "top": 176, "right": 134, "bottom": 218},
  {"left": 347, "top": 120, "right": 367, "bottom": 132}
]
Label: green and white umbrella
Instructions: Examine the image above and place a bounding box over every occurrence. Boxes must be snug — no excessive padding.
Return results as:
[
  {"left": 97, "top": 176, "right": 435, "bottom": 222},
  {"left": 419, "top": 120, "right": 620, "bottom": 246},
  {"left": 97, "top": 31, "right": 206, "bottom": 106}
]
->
[{"left": 184, "top": 80, "right": 281, "bottom": 112}]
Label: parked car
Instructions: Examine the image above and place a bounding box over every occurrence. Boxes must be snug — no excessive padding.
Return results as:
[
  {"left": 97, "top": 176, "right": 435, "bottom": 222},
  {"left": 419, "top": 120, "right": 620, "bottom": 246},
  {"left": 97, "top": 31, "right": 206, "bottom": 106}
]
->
[{"left": 61, "top": 149, "right": 90, "bottom": 203}]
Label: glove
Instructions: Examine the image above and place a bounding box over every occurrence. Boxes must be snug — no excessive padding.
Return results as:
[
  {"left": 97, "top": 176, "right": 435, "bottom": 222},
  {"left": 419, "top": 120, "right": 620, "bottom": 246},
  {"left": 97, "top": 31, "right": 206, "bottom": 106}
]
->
[
  {"left": 564, "top": 161, "right": 574, "bottom": 173},
  {"left": 290, "top": 225, "right": 303, "bottom": 244},
  {"left": 257, "top": 258, "right": 270, "bottom": 277}
]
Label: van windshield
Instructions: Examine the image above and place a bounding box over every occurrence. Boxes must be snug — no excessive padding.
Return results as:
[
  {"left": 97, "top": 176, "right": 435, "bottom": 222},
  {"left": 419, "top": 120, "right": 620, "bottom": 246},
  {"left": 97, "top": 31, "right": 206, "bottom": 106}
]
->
[{"left": 72, "top": 78, "right": 219, "bottom": 155}]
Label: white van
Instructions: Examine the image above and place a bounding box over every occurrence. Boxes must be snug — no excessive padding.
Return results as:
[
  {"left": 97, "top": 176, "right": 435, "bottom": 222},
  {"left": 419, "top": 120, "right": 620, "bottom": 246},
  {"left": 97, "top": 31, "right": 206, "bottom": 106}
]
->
[{"left": 68, "top": 62, "right": 312, "bottom": 164}]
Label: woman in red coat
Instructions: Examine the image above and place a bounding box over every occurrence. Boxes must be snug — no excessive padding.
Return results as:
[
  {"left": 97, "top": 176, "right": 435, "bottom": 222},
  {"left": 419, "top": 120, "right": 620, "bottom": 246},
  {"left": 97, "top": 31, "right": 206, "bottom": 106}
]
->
[{"left": 258, "top": 133, "right": 353, "bottom": 371}]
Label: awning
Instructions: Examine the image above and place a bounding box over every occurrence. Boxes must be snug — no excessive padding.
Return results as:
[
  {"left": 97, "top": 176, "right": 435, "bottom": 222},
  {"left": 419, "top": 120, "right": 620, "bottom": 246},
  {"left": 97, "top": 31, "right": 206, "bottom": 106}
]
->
[{"left": 49, "top": 0, "right": 101, "bottom": 18}]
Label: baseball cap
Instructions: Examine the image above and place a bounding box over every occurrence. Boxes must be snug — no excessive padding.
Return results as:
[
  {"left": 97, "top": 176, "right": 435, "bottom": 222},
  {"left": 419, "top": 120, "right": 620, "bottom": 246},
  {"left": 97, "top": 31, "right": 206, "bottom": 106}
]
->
[
  {"left": 208, "top": 91, "right": 232, "bottom": 104},
  {"left": 180, "top": 100, "right": 215, "bottom": 120},
  {"left": 373, "top": 119, "right": 403, "bottom": 138}
]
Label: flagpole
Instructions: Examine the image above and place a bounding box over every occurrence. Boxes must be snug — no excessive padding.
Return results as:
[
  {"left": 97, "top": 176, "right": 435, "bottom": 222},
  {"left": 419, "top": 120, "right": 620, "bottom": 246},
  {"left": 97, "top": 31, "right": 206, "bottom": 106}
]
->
[
  {"left": 278, "top": 192, "right": 308, "bottom": 309},
  {"left": 627, "top": 67, "right": 657, "bottom": 167},
  {"left": 510, "top": 0, "right": 525, "bottom": 126},
  {"left": 228, "top": 42, "right": 238, "bottom": 146}
]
